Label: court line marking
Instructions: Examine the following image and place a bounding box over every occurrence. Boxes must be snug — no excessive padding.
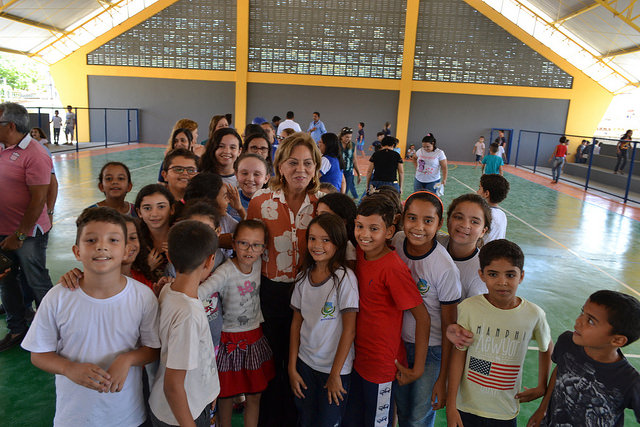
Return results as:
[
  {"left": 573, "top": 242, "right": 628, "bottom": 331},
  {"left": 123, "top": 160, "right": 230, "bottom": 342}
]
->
[
  {"left": 449, "top": 175, "right": 640, "bottom": 299},
  {"left": 56, "top": 161, "right": 162, "bottom": 191},
  {"left": 52, "top": 161, "right": 162, "bottom": 225}
]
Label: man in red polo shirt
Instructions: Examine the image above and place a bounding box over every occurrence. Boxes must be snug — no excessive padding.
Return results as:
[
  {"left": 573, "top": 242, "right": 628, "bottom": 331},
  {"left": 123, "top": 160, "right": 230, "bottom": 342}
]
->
[{"left": 0, "top": 102, "right": 53, "bottom": 351}]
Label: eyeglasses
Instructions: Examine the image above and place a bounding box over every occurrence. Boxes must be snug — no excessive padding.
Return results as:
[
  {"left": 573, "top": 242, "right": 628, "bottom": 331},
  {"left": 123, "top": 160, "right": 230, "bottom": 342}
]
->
[
  {"left": 234, "top": 240, "right": 266, "bottom": 252},
  {"left": 249, "top": 146, "right": 269, "bottom": 154},
  {"left": 168, "top": 166, "right": 198, "bottom": 175}
]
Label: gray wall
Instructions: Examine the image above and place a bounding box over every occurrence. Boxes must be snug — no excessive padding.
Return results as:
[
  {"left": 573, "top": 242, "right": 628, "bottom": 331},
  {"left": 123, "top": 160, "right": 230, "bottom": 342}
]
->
[
  {"left": 408, "top": 92, "right": 569, "bottom": 163},
  {"left": 247, "top": 83, "right": 399, "bottom": 149},
  {"left": 88, "top": 76, "right": 235, "bottom": 144}
]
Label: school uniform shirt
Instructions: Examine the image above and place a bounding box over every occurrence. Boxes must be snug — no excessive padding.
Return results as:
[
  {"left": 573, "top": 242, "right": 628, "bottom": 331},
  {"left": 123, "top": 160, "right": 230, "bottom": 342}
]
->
[
  {"left": 354, "top": 247, "right": 423, "bottom": 384},
  {"left": 484, "top": 207, "right": 507, "bottom": 244},
  {"left": 436, "top": 233, "right": 487, "bottom": 300},
  {"left": 22, "top": 278, "right": 160, "bottom": 427},
  {"left": 542, "top": 331, "right": 640, "bottom": 427},
  {"left": 150, "top": 285, "right": 219, "bottom": 425},
  {"left": 393, "top": 233, "right": 461, "bottom": 346},
  {"left": 319, "top": 155, "right": 343, "bottom": 191},
  {"left": 414, "top": 148, "right": 446, "bottom": 183},
  {"left": 474, "top": 141, "right": 485, "bottom": 156},
  {"left": 456, "top": 295, "right": 551, "bottom": 420},
  {"left": 199, "top": 259, "right": 263, "bottom": 332},
  {"left": 291, "top": 267, "right": 359, "bottom": 375},
  {"left": 370, "top": 149, "right": 403, "bottom": 182}
]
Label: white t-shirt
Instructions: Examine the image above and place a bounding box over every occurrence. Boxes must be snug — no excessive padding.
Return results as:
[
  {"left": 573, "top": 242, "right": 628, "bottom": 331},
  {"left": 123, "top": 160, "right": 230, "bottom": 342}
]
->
[
  {"left": 497, "top": 145, "right": 505, "bottom": 158},
  {"left": 484, "top": 207, "right": 507, "bottom": 244},
  {"left": 474, "top": 141, "right": 485, "bottom": 156},
  {"left": 436, "top": 234, "right": 487, "bottom": 300},
  {"left": 291, "top": 267, "right": 359, "bottom": 375},
  {"left": 199, "top": 258, "right": 263, "bottom": 332},
  {"left": 52, "top": 116, "right": 63, "bottom": 128},
  {"left": 277, "top": 119, "right": 302, "bottom": 135},
  {"left": 393, "top": 233, "right": 461, "bottom": 346},
  {"left": 21, "top": 278, "right": 160, "bottom": 427},
  {"left": 414, "top": 148, "right": 446, "bottom": 183},
  {"left": 150, "top": 285, "right": 219, "bottom": 425}
]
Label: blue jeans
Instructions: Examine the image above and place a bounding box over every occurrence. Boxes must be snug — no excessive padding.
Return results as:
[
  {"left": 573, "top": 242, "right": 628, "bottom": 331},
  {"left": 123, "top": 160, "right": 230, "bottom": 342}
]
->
[
  {"left": 395, "top": 344, "right": 442, "bottom": 427},
  {"left": 344, "top": 171, "right": 358, "bottom": 199},
  {"left": 294, "top": 358, "right": 351, "bottom": 427},
  {"left": 551, "top": 157, "right": 565, "bottom": 181},
  {"left": 370, "top": 180, "right": 400, "bottom": 193},
  {"left": 0, "top": 231, "right": 53, "bottom": 334},
  {"left": 414, "top": 178, "right": 440, "bottom": 193}
]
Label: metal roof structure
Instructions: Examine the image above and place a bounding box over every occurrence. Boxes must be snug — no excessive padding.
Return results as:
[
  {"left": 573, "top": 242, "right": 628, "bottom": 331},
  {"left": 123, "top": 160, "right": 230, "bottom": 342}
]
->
[{"left": 1, "top": 0, "right": 639, "bottom": 93}]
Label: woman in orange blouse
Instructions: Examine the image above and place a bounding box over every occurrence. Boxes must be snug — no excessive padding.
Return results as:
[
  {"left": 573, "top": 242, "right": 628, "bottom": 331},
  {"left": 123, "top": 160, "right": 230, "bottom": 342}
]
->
[{"left": 247, "top": 132, "right": 323, "bottom": 426}]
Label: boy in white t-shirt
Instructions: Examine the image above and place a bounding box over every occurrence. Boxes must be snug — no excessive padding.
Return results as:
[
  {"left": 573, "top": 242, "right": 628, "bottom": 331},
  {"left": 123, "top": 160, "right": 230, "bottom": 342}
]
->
[
  {"left": 472, "top": 136, "right": 485, "bottom": 169},
  {"left": 22, "top": 207, "right": 160, "bottom": 426},
  {"left": 477, "top": 174, "right": 510, "bottom": 244},
  {"left": 446, "top": 239, "right": 552, "bottom": 426},
  {"left": 149, "top": 220, "right": 220, "bottom": 427},
  {"left": 50, "top": 110, "right": 62, "bottom": 145}
]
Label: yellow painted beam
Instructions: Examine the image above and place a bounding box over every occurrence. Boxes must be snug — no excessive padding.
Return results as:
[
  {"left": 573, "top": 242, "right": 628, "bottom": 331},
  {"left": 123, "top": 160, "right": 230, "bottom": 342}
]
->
[
  {"left": 0, "top": 0, "right": 21, "bottom": 14},
  {"left": 248, "top": 72, "right": 401, "bottom": 91},
  {"left": 0, "top": 12, "right": 65, "bottom": 33},
  {"left": 411, "top": 80, "right": 571, "bottom": 99},
  {"left": 235, "top": 0, "right": 249, "bottom": 134},
  {"left": 593, "top": 0, "right": 640, "bottom": 32},
  {"left": 396, "top": 0, "right": 420, "bottom": 152},
  {"left": 85, "top": 65, "right": 236, "bottom": 81},
  {"left": 553, "top": 1, "right": 602, "bottom": 25},
  {"left": 0, "top": 46, "right": 36, "bottom": 57}
]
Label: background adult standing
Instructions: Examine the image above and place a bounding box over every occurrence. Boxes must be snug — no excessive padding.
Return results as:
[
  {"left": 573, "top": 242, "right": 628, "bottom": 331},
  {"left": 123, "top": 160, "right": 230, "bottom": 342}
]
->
[
  {"left": 412, "top": 133, "right": 448, "bottom": 193},
  {"left": 0, "top": 102, "right": 54, "bottom": 351},
  {"left": 339, "top": 127, "right": 361, "bottom": 199},
  {"left": 63, "top": 105, "right": 76, "bottom": 145},
  {"left": 276, "top": 111, "right": 302, "bottom": 137},
  {"left": 307, "top": 111, "right": 326, "bottom": 143},
  {"left": 247, "top": 133, "right": 323, "bottom": 427},
  {"left": 614, "top": 129, "right": 633, "bottom": 175}
]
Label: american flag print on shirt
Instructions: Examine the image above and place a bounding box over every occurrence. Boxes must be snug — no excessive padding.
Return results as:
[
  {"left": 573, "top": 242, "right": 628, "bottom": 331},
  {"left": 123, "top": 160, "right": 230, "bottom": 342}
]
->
[{"left": 467, "top": 356, "right": 519, "bottom": 390}]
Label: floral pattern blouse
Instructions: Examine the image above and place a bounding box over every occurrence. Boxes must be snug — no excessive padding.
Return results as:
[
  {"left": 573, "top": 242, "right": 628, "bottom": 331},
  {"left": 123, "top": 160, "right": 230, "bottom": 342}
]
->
[{"left": 247, "top": 188, "right": 322, "bottom": 283}]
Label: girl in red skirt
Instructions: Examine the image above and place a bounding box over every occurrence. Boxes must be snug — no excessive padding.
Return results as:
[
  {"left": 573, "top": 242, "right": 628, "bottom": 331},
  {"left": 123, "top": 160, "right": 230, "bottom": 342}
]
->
[{"left": 198, "top": 219, "right": 275, "bottom": 427}]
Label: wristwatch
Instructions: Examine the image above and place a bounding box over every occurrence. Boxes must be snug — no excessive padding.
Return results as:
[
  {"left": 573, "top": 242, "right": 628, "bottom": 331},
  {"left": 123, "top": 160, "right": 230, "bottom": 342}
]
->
[{"left": 14, "top": 231, "right": 27, "bottom": 241}]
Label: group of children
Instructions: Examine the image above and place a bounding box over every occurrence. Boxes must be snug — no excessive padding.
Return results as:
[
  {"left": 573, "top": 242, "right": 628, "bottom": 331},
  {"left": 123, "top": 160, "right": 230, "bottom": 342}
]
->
[{"left": 15, "top": 122, "right": 640, "bottom": 427}]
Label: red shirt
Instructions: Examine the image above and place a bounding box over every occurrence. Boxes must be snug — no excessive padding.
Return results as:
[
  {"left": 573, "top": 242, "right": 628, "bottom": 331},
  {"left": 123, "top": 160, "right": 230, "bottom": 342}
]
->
[
  {"left": 555, "top": 144, "right": 568, "bottom": 158},
  {"left": 0, "top": 135, "right": 52, "bottom": 236},
  {"left": 354, "top": 247, "right": 423, "bottom": 383}
]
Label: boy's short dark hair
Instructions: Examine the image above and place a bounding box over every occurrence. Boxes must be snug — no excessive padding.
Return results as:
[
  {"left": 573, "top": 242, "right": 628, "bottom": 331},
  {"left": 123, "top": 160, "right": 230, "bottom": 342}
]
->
[
  {"left": 376, "top": 131, "right": 385, "bottom": 137},
  {"left": 490, "top": 142, "right": 499, "bottom": 153},
  {"left": 480, "top": 174, "right": 510, "bottom": 204},
  {"left": 381, "top": 136, "right": 397, "bottom": 147},
  {"left": 589, "top": 290, "right": 640, "bottom": 346},
  {"left": 479, "top": 239, "right": 524, "bottom": 271},
  {"left": 76, "top": 207, "right": 127, "bottom": 245},
  {"left": 163, "top": 148, "right": 198, "bottom": 172},
  {"left": 286, "top": 111, "right": 294, "bottom": 119},
  {"left": 169, "top": 220, "right": 218, "bottom": 273},
  {"left": 181, "top": 199, "right": 221, "bottom": 228},
  {"left": 359, "top": 122, "right": 365, "bottom": 127},
  {"left": 358, "top": 193, "right": 396, "bottom": 227}
]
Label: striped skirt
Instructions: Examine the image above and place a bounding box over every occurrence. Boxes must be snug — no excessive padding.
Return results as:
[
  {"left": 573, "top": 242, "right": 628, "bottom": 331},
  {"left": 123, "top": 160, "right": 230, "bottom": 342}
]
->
[{"left": 216, "top": 326, "right": 275, "bottom": 398}]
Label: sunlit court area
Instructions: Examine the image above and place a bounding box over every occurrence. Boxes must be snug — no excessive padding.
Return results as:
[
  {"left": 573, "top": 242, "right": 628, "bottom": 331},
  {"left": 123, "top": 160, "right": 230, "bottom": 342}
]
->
[{"left": 2, "top": 0, "right": 640, "bottom": 426}]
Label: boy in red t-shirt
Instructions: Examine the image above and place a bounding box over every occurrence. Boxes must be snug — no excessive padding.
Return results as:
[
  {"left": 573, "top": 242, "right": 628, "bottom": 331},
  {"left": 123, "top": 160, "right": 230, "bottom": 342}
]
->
[{"left": 343, "top": 193, "right": 430, "bottom": 427}]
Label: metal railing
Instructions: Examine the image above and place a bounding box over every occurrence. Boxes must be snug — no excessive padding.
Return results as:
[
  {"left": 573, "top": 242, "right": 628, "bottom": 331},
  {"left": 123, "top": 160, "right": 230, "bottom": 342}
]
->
[
  {"left": 27, "top": 106, "right": 140, "bottom": 153},
  {"left": 514, "top": 130, "right": 638, "bottom": 204}
]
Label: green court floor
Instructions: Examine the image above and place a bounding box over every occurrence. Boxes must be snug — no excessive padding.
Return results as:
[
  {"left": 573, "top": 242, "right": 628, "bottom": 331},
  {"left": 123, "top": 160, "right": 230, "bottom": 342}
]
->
[{"left": 1, "top": 146, "right": 638, "bottom": 426}]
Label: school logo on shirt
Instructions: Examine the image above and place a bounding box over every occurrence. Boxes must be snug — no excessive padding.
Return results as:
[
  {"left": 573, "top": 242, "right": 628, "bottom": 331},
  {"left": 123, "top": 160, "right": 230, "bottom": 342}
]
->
[
  {"left": 321, "top": 301, "right": 336, "bottom": 320},
  {"left": 416, "top": 278, "right": 430, "bottom": 295},
  {"left": 237, "top": 280, "right": 256, "bottom": 296},
  {"left": 10, "top": 152, "right": 20, "bottom": 161}
]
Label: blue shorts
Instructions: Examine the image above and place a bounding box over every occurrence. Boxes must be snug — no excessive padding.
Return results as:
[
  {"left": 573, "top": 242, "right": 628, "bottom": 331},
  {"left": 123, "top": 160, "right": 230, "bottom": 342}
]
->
[{"left": 475, "top": 154, "right": 482, "bottom": 162}]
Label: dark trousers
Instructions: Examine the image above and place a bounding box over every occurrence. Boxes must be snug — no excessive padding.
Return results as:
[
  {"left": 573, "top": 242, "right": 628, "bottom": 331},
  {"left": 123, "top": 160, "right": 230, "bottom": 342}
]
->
[
  {"left": 614, "top": 151, "right": 627, "bottom": 172},
  {"left": 459, "top": 411, "right": 516, "bottom": 427},
  {"left": 258, "top": 276, "right": 297, "bottom": 427}
]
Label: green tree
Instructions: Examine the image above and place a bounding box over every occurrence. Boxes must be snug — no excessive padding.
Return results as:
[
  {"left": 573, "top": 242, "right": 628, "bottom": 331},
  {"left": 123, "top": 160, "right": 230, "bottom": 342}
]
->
[{"left": 0, "top": 53, "right": 46, "bottom": 90}]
